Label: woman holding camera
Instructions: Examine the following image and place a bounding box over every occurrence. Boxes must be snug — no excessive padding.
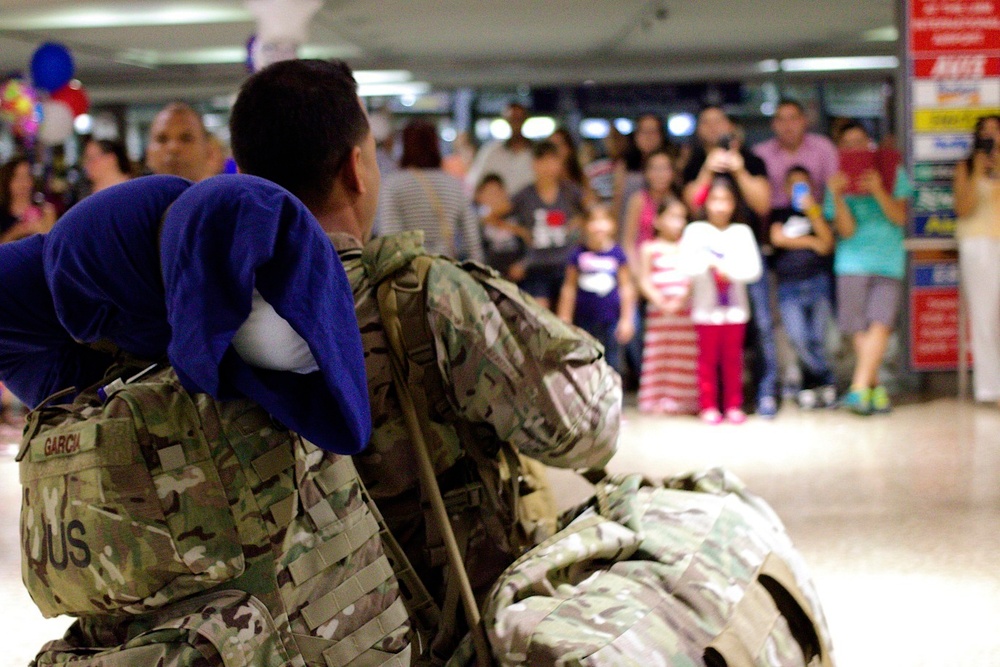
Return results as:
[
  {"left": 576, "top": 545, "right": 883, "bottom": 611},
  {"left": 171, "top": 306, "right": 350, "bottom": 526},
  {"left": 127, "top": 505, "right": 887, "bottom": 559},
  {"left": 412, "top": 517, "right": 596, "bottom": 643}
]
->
[{"left": 953, "top": 114, "right": 1000, "bottom": 408}]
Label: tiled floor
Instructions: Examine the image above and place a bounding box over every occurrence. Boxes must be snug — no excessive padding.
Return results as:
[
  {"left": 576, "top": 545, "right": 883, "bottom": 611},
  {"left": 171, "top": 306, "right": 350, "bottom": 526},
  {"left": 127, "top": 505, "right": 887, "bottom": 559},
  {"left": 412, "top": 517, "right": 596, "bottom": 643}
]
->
[{"left": 3, "top": 395, "right": 999, "bottom": 666}]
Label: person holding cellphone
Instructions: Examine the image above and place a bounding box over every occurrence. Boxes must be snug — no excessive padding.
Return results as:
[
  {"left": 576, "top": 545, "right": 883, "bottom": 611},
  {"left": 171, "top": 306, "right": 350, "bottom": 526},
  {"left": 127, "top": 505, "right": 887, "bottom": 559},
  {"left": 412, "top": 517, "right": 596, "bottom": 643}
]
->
[
  {"left": 953, "top": 114, "right": 1000, "bottom": 408},
  {"left": 825, "top": 121, "right": 913, "bottom": 415},
  {"left": 770, "top": 166, "right": 836, "bottom": 409}
]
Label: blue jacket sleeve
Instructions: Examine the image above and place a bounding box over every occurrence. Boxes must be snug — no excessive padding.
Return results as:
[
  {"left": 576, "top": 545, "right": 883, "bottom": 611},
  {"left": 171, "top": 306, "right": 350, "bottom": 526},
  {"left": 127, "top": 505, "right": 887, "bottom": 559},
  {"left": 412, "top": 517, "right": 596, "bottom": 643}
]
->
[{"left": 0, "top": 235, "right": 113, "bottom": 407}]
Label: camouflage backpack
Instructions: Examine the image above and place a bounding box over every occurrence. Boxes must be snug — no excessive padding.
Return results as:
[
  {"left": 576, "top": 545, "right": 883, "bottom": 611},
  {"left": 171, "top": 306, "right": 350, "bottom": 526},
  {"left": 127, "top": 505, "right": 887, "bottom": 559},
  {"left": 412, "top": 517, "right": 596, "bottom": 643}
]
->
[
  {"left": 371, "top": 251, "right": 559, "bottom": 550},
  {"left": 18, "top": 365, "right": 416, "bottom": 667},
  {"left": 472, "top": 470, "right": 836, "bottom": 667},
  {"left": 366, "top": 249, "right": 561, "bottom": 662}
]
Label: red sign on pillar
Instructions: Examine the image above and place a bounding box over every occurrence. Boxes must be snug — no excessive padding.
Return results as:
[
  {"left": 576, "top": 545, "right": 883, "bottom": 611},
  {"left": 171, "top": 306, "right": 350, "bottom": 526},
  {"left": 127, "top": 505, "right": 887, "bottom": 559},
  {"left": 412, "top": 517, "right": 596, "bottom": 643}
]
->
[{"left": 909, "top": 0, "right": 1000, "bottom": 55}]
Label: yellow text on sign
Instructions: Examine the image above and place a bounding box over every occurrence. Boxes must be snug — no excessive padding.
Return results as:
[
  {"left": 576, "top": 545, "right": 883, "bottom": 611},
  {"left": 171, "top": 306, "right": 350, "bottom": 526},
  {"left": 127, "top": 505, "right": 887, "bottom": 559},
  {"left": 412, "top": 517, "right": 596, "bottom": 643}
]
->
[{"left": 913, "top": 108, "right": 1000, "bottom": 133}]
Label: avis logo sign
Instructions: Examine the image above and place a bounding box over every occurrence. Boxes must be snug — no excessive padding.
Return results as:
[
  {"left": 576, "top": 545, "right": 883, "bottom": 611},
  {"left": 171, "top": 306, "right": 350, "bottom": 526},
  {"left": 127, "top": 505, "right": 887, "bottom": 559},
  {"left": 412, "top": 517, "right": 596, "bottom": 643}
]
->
[{"left": 930, "top": 55, "right": 988, "bottom": 79}]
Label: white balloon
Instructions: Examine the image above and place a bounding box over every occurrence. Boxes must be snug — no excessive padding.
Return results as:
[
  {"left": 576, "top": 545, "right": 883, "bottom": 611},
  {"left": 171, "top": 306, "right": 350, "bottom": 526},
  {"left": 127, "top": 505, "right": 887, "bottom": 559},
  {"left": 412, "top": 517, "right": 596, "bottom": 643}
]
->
[
  {"left": 246, "top": 0, "right": 322, "bottom": 44},
  {"left": 39, "top": 100, "right": 74, "bottom": 146},
  {"left": 250, "top": 38, "right": 300, "bottom": 71}
]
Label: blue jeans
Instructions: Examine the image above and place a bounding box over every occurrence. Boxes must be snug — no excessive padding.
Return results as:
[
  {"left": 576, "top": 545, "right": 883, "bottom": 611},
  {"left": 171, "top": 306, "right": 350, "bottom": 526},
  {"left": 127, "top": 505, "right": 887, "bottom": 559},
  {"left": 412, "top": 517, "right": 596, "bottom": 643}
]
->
[
  {"left": 623, "top": 304, "right": 644, "bottom": 378},
  {"left": 747, "top": 271, "right": 779, "bottom": 403},
  {"left": 777, "top": 273, "right": 835, "bottom": 387},
  {"left": 579, "top": 319, "right": 622, "bottom": 375}
]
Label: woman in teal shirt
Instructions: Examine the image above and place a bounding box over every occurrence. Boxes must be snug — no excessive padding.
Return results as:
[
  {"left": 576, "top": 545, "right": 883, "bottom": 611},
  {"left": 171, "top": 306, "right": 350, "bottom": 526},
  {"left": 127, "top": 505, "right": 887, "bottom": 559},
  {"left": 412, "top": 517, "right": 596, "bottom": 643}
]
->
[{"left": 824, "top": 122, "right": 913, "bottom": 415}]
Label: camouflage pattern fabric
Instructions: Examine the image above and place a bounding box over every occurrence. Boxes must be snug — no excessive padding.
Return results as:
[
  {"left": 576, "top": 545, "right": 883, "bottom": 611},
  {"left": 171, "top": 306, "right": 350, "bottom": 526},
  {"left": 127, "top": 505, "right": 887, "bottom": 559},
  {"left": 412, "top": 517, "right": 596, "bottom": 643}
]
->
[
  {"left": 333, "top": 230, "right": 620, "bottom": 605},
  {"left": 21, "top": 368, "right": 410, "bottom": 666},
  {"left": 475, "top": 470, "right": 835, "bottom": 667},
  {"left": 32, "top": 590, "right": 290, "bottom": 667}
]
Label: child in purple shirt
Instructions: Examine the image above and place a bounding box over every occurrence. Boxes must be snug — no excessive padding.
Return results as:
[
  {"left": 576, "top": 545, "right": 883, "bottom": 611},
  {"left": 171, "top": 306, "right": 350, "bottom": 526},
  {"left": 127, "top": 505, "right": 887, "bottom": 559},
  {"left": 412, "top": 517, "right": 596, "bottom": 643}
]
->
[{"left": 557, "top": 205, "right": 636, "bottom": 373}]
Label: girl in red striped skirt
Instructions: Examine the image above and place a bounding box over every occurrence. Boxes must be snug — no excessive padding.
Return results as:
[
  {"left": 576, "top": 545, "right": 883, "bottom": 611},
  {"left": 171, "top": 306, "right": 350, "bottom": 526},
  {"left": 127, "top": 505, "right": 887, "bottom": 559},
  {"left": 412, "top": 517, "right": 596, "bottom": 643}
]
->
[{"left": 637, "top": 198, "right": 700, "bottom": 414}]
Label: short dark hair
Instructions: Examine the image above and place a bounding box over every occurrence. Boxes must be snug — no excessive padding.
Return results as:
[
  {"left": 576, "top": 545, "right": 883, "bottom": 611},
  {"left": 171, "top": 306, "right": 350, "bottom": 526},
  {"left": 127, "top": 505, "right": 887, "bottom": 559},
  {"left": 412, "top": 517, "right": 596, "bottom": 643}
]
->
[
  {"left": 656, "top": 196, "right": 685, "bottom": 217},
  {"left": 776, "top": 99, "right": 805, "bottom": 114},
  {"left": 89, "top": 138, "right": 132, "bottom": 176},
  {"left": 399, "top": 120, "right": 442, "bottom": 169},
  {"left": 785, "top": 164, "right": 812, "bottom": 181},
  {"left": 229, "top": 59, "right": 369, "bottom": 210},
  {"left": 698, "top": 103, "right": 726, "bottom": 119},
  {"left": 838, "top": 120, "right": 868, "bottom": 138},
  {"left": 475, "top": 172, "right": 505, "bottom": 192},
  {"left": 533, "top": 140, "right": 561, "bottom": 160}
]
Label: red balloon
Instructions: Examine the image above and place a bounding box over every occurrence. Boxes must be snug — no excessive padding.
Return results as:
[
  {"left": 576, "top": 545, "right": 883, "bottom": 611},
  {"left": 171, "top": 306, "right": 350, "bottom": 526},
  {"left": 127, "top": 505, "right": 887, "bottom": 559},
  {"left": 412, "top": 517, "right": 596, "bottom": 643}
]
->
[{"left": 50, "top": 82, "right": 89, "bottom": 117}]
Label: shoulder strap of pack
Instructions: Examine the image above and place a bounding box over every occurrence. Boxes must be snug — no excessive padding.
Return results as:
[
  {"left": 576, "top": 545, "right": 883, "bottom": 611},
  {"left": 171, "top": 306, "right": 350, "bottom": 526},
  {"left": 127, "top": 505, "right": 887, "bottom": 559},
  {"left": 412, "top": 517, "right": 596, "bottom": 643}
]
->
[{"left": 376, "top": 258, "right": 493, "bottom": 667}]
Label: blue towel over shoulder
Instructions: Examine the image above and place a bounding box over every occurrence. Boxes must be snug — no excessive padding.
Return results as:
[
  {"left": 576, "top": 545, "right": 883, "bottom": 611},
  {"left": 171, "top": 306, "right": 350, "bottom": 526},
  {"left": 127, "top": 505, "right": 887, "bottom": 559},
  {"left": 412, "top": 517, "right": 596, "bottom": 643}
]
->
[
  {"left": 4, "top": 174, "right": 371, "bottom": 454},
  {"left": 160, "top": 174, "right": 370, "bottom": 454}
]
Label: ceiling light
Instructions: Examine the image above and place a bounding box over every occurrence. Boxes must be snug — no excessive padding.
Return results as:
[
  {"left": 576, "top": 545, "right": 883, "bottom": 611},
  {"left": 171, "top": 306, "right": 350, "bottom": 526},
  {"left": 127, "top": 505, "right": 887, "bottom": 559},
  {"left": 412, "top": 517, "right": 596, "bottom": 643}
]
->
[
  {"left": 118, "top": 47, "right": 248, "bottom": 67},
  {"left": 864, "top": 26, "right": 899, "bottom": 42},
  {"left": 116, "top": 44, "right": 361, "bottom": 68},
  {"left": 579, "top": 118, "right": 610, "bottom": 140},
  {"left": 352, "top": 71, "right": 413, "bottom": 86},
  {"left": 0, "top": 4, "right": 250, "bottom": 30},
  {"left": 667, "top": 113, "right": 696, "bottom": 137},
  {"left": 74, "top": 114, "right": 93, "bottom": 135},
  {"left": 489, "top": 119, "right": 512, "bottom": 141},
  {"left": 522, "top": 117, "right": 557, "bottom": 140},
  {"left": 356, "top": 82, "right": 431, "bottom": 98},
  {"left": 779, "top": 56, "right": 899, "bottom": 72}
]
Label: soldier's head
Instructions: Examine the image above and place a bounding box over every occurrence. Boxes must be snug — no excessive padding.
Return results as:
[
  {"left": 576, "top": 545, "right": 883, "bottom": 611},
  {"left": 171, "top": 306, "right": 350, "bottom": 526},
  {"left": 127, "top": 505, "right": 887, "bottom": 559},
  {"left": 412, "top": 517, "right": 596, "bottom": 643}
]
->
[
  {"left": 230, "top": 59, "right": 379, "bottom": 238},
  {"left": 146, "top": 102, "right": 212, "bottom": 181}
]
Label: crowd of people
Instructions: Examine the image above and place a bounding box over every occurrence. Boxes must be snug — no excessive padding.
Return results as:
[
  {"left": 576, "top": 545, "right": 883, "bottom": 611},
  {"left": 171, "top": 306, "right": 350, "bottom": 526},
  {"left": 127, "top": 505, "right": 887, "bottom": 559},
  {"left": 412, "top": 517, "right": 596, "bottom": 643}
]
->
[
  {"left": 379, "top": 100, "right": 997, "bottom": 423},
  {"left": 443, "top": 99, "right": 929, "bottom": 424},
  {"left": 1, "top": 98, "right": 999, "bottom": 433}
]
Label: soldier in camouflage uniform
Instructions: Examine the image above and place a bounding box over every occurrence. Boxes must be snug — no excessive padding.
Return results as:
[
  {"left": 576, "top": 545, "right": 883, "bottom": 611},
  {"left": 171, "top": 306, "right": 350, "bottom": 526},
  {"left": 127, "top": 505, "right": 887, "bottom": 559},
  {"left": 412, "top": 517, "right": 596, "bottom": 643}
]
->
[{"left": 229, "top": 59, "right": 621, "bottom": 653}]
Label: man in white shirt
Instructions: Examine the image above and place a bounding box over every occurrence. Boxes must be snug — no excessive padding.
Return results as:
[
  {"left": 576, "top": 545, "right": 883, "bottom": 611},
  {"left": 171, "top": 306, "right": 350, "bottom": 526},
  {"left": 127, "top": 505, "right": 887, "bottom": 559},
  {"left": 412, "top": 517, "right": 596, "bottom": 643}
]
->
[{"left": 466, "top": 102, "right": 535, "bottom": 196}]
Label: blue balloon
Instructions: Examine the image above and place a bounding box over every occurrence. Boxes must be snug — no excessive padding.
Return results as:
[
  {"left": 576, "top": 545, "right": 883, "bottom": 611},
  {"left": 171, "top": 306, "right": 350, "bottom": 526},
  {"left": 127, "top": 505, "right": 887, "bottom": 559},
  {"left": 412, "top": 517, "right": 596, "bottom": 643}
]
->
[{"left": 30, "top": 43, "right": 74, "bottom": 93}]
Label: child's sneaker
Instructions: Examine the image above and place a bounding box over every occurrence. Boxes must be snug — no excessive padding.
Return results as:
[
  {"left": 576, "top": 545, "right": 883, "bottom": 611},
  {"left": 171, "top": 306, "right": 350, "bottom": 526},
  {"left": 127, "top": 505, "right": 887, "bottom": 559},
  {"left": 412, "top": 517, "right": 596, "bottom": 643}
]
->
[
  {"left": 871, "top": 385, "right": 891, "bottom": 414},
  {"left": 818, "top": 384, "right": 838, "bottom": 408},
  {"left": 757, "top": 396, "right": 778, "bottom": 419},
  {"left": 725, "top": 408, "right": 747, "bottom": 424},
  {"left": 796, "top": 388, "right": 818, "bottom": 410},
  {"left": 699, "top": 408, "right": 723, "bottom": 425},
  {"left": 842, "top": 387, "right": 872, "bottom": 416}
]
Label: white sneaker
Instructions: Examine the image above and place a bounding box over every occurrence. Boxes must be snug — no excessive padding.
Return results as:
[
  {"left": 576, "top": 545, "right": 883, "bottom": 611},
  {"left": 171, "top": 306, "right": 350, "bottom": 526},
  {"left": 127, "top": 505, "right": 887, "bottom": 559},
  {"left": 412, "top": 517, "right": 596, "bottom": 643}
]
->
[
  {"left": 796, "top": 389, "right": 818, "bottom": 410},
  {"left": 818, "top": 384, "right": 837, "bottom": 408}
]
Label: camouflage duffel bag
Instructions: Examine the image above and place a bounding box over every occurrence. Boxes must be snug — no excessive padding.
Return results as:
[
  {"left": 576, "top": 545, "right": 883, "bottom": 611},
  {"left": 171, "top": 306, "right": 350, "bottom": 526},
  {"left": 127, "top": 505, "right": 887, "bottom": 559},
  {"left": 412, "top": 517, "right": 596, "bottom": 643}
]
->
[{"left": 478, "top": 470, "right": 835, "bottom": 667}]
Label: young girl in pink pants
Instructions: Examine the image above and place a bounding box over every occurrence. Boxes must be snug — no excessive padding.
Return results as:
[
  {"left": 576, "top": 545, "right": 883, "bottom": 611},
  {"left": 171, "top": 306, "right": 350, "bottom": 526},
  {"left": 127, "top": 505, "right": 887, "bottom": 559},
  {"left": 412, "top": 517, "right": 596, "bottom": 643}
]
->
[{"left": 680, "top": 175, "right": 762, "bottom": 424}]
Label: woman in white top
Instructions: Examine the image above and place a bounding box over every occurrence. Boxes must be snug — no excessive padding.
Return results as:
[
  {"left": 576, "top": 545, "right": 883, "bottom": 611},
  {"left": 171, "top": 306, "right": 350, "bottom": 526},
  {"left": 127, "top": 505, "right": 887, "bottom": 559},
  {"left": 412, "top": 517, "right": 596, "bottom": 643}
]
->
[
  {"left": 378, "top": 120, "right": 484, "bottom": 261},
  {"left": 680, "top": 175, "right": 762, "bottom": 424},
  {"left": 953, "top": 114, "right": 1000, "bottom": 407}
]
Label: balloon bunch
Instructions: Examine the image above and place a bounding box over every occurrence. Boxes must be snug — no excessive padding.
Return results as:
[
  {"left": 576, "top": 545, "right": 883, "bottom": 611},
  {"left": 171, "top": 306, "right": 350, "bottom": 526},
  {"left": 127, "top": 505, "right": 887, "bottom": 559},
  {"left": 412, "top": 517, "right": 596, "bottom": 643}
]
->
[
  {"left": 0, "top": 42, "right": 91, "bottom": 146},
  {"left": 0, "top": 79, "right": 41, "bottom": 139}
]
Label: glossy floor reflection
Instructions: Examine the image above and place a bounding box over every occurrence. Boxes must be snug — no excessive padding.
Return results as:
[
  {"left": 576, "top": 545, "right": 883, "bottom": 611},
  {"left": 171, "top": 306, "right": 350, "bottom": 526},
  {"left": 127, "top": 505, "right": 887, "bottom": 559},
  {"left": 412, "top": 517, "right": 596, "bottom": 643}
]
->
[{"left": 3, "top": 396, "right": 999, "bottom": 666}]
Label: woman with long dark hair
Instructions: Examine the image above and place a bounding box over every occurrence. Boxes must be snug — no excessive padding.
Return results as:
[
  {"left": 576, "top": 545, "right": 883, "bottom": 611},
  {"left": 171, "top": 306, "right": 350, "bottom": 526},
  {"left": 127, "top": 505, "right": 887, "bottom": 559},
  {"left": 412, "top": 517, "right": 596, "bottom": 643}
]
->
[
  {"left": 612, "top": 114, "right": 673, "bottom": 222},
  {"left": 0, "top": 156, "right": 56, "bottom": 244},
  {"left": 548, "top": 127, "right": 595, "bottom": 205},
  {"left": 953, "top": 114, "right": 1000, "bottom": 408},
  {"left": 378, "top": 120, "right": 483, "bottom": 261}
]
